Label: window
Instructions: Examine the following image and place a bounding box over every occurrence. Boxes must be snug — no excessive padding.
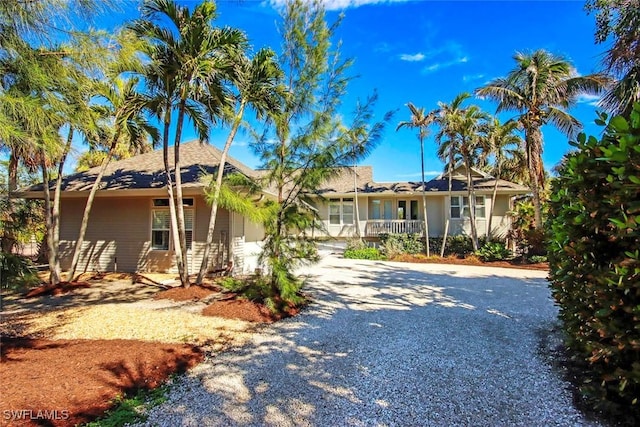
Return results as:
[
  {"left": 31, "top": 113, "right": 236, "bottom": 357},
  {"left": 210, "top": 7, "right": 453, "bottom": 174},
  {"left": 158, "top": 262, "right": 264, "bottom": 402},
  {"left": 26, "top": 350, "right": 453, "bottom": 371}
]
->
[
  {"left": 410, "top": 200, "right": 419, "bottom": 220},
  {"left": 451, "top": 196, "right": 461, "bottom": 219},
  {"left": 450, "top": 196, "right": 485, "bottom": 219},
  {"left": 151, "top": 199, "right": 194, "bottom": 251},
  {"left": 328, "top": 198, "right": 354, "bottom": 225},
  {"left": 151, "top": 210, "right": 170, "bottom": 250},
  {"left": 398, "top": 201, "right": 406, "bottom": 220},
  {"left": 184, "top": 210, "right": 194, "bottom": 251},
  {"left": 329, "top": 198, "right": 341, "bottom": 225},
  {"left": 342, "top": 198, "right": 354, "bottom": 224},
  {"left": 371, "top": 200, "right": 381, "bottom": 220},
  {"left": 383, "top": 200, "right": 393, "bottom": 219}
]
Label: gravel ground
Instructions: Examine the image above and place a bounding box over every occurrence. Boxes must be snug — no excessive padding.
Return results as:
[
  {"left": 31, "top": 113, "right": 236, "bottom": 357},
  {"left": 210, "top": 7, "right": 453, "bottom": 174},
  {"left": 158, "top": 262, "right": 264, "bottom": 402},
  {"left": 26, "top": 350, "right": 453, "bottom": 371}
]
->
[{"left": 136, "top": 255, "right": 600, "bottom": 426}]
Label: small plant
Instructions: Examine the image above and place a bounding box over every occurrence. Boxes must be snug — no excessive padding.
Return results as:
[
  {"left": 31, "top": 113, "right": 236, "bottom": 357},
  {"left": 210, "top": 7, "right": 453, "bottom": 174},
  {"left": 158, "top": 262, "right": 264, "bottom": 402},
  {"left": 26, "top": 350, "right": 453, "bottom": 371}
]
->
[
  {"left": 380, "top": 233, "right": 424, "bottom": 257},
  {"left": 528, "top": 255, "right": 547, "bottom": 264},
  {"left": 84, "top": 381, "right": 171, "bottom": 427},
  {"left": 343, "top": 247, "right": 384, "bottom": 260},
  {"left": 475, "top": 241, "right": 512, "bottom": 262},
  {"left": 0, "top": 252, "right": 40, "bottom": 290}
]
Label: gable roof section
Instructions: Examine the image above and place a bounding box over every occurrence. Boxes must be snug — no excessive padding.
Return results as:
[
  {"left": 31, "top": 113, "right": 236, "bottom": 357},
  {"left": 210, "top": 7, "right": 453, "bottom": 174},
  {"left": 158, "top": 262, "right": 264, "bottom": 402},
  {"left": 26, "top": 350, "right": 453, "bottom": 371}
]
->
[{"left": 22, "top": 140, "right": 255, "bottom": 194}]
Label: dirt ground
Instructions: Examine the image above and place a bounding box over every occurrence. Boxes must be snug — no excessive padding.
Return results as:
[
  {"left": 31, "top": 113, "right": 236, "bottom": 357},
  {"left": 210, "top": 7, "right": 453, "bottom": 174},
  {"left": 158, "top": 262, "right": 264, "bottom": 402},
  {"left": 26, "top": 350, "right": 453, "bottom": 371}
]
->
[
  {"left": 389, "top": 254, "right": 550, "bottom": 271},
  {"left": 0, "top": 338, "right": 202, "bottom": 427},
  {"left": 0, "top": 273, "right": 288, "bottom": 426}
]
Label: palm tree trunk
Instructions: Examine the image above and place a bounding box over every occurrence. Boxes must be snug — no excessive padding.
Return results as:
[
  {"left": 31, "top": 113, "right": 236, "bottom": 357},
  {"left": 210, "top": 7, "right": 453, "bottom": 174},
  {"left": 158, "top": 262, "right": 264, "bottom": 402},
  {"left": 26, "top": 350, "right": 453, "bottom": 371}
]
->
[
  {"left": 161, "top": 110, "right": 186, "bottom": 286},
  {"left": 487, "top": 161, "right": 501, "bottom": 242},
  {"left": 527, "top": 126, "right": 544, "bottom": 229},
  {"left": 463, "top": 152, "right": 479, "bottom": 251},
  {"left": 420, "top": 136, "right": 430, "bottom": 257},
  {"left": 196, "top": 101, "right": 246, "bottom": 284},
  {"left": 2, "top": 152, "right": 19, "bottom": 252},
  {"left": 67, "top": 134, "right": 120, "bottom": 281},
  {"left": 41, "top": 158, "right": 60, "bottom": 285},
  {"left": 440, "top": 145, "right": 455, "bottom": 257},
  {"left": 51, "top": 127, "right": 74, "bottom": 281},
  {"left": 353, "top": 162, "right": 362, "bottom": 239},
  {"left": 173, "top": 100, "right": 190, "bottom": 287}
]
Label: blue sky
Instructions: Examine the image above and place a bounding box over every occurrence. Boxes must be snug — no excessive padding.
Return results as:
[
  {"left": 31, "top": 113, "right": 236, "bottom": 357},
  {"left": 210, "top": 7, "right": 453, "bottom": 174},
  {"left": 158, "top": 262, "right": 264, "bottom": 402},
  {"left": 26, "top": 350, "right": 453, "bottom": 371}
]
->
[{"left": 95, "top": 0, "right": 608, "bottom": 183}]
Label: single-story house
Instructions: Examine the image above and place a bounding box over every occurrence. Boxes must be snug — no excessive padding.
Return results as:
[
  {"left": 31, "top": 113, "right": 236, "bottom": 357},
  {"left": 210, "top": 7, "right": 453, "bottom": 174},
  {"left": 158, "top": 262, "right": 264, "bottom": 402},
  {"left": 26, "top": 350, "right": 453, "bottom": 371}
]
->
[
  {"left": 311, "top": 165, "right": 529, "bottom": 240},
  {"left": 19, "top": 141, "right": 529, "bottom": 275},
  {"left": 19, "top": 140, "right": 266, "bottom": 275}
]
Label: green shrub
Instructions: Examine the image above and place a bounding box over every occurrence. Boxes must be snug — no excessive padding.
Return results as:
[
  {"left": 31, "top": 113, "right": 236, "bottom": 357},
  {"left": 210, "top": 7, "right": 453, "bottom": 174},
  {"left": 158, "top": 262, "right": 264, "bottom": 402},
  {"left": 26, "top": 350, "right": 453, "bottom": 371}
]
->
[
  {"left": 343, "top": 247, "right": 384, "bottom": 260},
  {"left": 547, "top": 105, "right": 640, "bottom": 421},
  {"left": 379, "top": 233, "right": 424, "bottom": 257},
  {"left": 528, "top": 255, "right": 547, "bottom": 264},
  {"left": 0, "top": 252, "right": 40, "bottom": 290},
  {"left": 475, "top": 242, "right": 512, "bottom": 262}
]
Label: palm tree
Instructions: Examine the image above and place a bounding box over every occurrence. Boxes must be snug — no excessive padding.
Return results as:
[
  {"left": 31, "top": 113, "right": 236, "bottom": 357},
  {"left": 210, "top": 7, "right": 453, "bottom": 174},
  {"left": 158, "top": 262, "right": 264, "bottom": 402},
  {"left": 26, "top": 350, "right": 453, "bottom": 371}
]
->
[
  {"left": 67, "top": 76, "right": 158, "bottom": 281},
  {"left": 196, "top": 47, "right": 283, "bottom": 284},
  {"left": 450, "top": 105, "right": 489, "bottom": 251},
  {"left": 483, "top": 118, "right": 523, "bottom": 241},
  {"left": 131, "top": 0, "right": 246, "bottom": 287},
  {"left": 396, "top": 103, "right": 435, "bottom": 256},
  {"left": 586, "top": 0, "right": 640, "bottom": 116},
  {"left": 476, "top": 49, "right": 610, "bottom": 228},
  {"left": 433, "top": 92, "right": 470, "bottom": 255}
]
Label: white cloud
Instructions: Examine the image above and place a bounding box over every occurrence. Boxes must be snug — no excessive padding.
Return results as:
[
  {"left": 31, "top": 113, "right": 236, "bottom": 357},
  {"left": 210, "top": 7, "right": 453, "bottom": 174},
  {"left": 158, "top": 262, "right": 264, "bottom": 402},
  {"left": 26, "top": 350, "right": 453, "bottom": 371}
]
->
[
  {"left": 463, "top": 73, "right": 485, "bottom": 83},
  {"left": 268, "top": 0, "right": 409, "bottom": 11},
  {"left": 399, "top": 53, "right": 426, "bottom": 62},
  {"left": 577, "top": 93, "right": 602, "bottom": 107},
  {"left": 422, "top": 56, "right": 468, "bottom": 74}
]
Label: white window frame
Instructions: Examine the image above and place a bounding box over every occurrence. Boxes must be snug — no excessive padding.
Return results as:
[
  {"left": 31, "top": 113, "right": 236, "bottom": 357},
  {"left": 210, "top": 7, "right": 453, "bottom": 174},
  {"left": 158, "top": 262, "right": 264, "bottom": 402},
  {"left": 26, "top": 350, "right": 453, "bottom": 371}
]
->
[
  {"left": 328, "top": 197, "right": 354, "bottom": 225},
  {"left": 450, "top": 195, "right": 485, "bottom": 219},
  {"left": 150, "top": 199, "right": 194, "bottom": 251}
]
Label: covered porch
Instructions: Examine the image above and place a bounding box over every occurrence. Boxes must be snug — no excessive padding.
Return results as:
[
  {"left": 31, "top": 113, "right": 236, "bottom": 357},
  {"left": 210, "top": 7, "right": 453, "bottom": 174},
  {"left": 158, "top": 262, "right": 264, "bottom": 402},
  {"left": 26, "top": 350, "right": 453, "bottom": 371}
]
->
[{"left": 364, "top": 220, "right": 424, "bottom": 237}]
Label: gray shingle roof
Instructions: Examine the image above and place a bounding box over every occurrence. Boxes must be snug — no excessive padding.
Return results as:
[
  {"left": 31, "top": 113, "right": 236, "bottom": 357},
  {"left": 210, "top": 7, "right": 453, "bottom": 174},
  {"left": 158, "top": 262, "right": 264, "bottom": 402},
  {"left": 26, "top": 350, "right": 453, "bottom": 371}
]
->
[
  {"left": 21, "top": 141, "right": 529, "bottom": 197},
  {"left": 314, "top": 168, "right": 529, "bottom": 195},
  {"left": 24, "top": 140, "right": 255, "bottom": 193}
]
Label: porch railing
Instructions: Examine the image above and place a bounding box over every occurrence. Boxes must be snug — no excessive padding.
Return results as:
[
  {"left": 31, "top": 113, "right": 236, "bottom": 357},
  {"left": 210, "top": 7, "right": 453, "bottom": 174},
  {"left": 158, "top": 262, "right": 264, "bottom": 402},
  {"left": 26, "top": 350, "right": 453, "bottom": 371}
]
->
[{"left": 365, "top": 220, "right": 424, "bottom": 237}]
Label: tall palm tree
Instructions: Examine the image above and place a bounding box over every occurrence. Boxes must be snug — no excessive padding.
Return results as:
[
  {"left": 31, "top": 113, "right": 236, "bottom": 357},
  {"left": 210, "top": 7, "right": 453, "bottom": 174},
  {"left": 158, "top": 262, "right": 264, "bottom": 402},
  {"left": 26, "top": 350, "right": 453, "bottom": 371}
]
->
[
  {"left": 449, "top": 105, "right": 489, "bottom": 251},
  {"left": 396, "top": 103, "right": 435, "bottom": 256},
  {"left": 483, "top": 118, "right": 523, "bottom": 241},
  {"left": 196, "top": 47, "right": 283, "bottom": 284},
  {"left": 433, "top": 92, "right": 470, "bottom": 255},
  {"left": 586, "top": 0, "right": 640, "bottom": 116},
  {"left": 476, "top": 49, "right": 610, "bottom": 228},
  {"left": 67, "top": 76, "right": 158, "bottom": 281},
  {"left": 131, "top": 0, "right": 246, "bottom": 287}
]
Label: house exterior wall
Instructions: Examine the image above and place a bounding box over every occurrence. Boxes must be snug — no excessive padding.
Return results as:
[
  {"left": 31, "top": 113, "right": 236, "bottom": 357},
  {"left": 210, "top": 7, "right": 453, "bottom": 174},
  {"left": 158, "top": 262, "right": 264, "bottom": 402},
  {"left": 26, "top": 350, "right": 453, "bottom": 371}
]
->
[
  {"left": 58, "top": 195, "right": 231, "bottom": 274},
  {"left": 311, "top": 193, "right": 514, "bottom": 240}
]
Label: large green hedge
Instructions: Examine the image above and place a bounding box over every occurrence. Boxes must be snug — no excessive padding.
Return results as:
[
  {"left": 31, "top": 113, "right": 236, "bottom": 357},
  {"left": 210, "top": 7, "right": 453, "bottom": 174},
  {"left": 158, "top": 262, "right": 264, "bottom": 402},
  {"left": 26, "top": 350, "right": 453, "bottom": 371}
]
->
[{"left": 547, "top": 105, "right": 640, "bottom": 419}]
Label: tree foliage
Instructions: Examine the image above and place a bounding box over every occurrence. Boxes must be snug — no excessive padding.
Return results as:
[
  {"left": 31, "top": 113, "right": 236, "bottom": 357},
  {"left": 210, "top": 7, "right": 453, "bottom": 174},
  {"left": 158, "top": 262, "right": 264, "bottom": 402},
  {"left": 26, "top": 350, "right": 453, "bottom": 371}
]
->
[
  {"left": 253, "top": 0, "right": 375, "bottom": 305},
  {"left": 476, "top": 49, "right": 610, "bottom": 229},
  {"left": 547, "top": 103, "right": 640, "bottom": 419},
  {"left": 585, "top": 0, "right": 640, "bottom": 116}
]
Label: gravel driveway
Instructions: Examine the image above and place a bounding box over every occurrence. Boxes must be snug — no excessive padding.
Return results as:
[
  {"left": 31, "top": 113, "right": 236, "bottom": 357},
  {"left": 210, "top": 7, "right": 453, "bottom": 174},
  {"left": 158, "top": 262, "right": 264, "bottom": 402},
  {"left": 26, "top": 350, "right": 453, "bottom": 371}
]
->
[{"left": 138, "top": 256, "right": 598, "bottom": 426}]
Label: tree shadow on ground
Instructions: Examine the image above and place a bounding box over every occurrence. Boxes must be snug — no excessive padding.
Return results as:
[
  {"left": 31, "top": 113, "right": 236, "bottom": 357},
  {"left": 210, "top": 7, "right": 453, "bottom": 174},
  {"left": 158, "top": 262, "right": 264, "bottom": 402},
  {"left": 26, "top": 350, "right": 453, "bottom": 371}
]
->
[{"left": 140, "top": 258, "right": 588, "bottom": 426}]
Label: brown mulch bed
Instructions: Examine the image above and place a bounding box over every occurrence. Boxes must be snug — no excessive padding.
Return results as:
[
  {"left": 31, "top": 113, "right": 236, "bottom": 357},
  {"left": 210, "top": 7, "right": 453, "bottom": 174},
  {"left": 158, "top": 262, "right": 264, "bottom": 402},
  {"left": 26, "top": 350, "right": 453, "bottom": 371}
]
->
[
  {"left": 23, "top": 282, "right": 91, "bottom": 298},
  {"left": 154, "top": 285, "right": 218, "bottom": 302},
  {"left": 0, "top": 337, "right": 203, "bottom": 427},
  {"left": 390, "top": 254, "right": 549, "bottom": 271},
  {"left": 202, "top": 298, "right": 301, "bottom": 323}
]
